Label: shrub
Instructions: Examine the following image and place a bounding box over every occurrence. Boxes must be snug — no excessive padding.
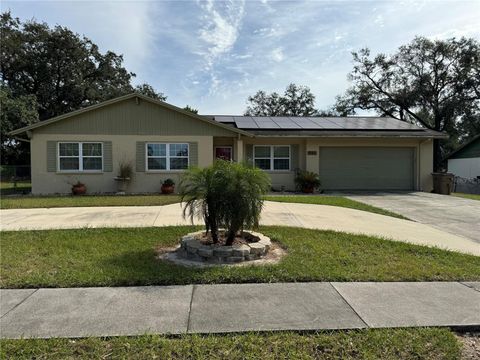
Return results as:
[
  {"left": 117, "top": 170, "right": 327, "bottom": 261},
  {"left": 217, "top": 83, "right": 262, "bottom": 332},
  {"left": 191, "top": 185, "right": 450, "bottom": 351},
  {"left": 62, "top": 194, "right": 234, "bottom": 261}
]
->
[
  {"left": 179, "top": 160, "right": 271, "bottom": 245},
  {"left": 117, "top": 161, "right": 133, "bottom": 180},
  {"left": 295, "top": 170, "right": 321, "bottom": 193}
]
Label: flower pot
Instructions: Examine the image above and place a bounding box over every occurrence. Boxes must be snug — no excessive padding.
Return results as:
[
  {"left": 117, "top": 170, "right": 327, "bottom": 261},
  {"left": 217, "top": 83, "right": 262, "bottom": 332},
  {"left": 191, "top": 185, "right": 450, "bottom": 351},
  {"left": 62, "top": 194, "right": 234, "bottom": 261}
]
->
[
  {"left": 72, "top": 184, "right": 86, "bottom": 195},
  {"left": 161, "top": 185, "right": 175, "bottom": 194},
  {"left": 114, "top": 177, "right": 130, "bottom": 193},
  {"left": 302, "top": 186, "right": 314, "bottom": 194}
]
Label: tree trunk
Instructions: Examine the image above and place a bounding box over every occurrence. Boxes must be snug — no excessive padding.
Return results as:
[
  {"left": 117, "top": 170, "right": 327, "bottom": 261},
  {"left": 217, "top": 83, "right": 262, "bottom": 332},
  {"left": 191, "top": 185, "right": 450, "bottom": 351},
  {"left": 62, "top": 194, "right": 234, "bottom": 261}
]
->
[
  {"left": 225, "top": 229, "right": 236, "bottom": 246},
  {"left": 210, "top": 221, "right": 219, "bottom": 244}
]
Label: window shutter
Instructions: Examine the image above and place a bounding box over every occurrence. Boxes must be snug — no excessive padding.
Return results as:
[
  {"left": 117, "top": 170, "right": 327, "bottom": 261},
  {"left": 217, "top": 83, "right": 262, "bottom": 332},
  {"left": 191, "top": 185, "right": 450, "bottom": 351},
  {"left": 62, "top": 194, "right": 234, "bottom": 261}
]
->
[
  {"left": 245, "top": 144, "right": 253, "bottom": 165},
  {"left": 188, "top": 142, "right": 198, "bottom": 167},
  {"left": 136, "top": 141, "right": 146, "bottom": 172},
  {"left": 103, "top": 141, "right": 113, "bottom": 172},
  {"left": 290, "top": 144, "right": 300, "bottom": 171},
  {"left": 47, "top": 141, "right": 57, "bottom": 172}
]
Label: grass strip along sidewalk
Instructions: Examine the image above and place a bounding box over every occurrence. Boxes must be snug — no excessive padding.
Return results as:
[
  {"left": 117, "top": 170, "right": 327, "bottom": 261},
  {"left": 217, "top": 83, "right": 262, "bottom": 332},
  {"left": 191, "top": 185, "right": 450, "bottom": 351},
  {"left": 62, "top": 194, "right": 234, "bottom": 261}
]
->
[{"left": 0, "top": 328, "right": 462, "bottom": 359}]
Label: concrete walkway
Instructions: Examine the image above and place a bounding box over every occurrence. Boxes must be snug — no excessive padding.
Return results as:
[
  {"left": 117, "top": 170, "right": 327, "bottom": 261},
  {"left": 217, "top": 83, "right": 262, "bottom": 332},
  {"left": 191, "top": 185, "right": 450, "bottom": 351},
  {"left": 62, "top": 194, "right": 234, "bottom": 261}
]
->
[
  {"left": 1, "top": 201, "right": 479, "bottom": 256},
  {"left": 1, "top": 282, "right": 479, "bottom": 338},
  {"left": 346, "top": 192, "right": 480, "bottom": 244}
]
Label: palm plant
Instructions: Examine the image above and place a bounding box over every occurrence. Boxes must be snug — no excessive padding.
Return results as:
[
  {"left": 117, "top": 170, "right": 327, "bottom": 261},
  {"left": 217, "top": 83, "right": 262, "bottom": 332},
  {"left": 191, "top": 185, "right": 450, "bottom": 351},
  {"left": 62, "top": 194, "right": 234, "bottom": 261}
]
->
[
  {"left": 179, "top": 160, "right": 271, "bottom": 246},
  {"left": 179, "top": 165, "right": 222, "bottom": 243},
  {"left": 295, "top": 170, "right": 321, "bottom": 193},
  {"left": 219, "top": 162, "right": 271, "bottom": 245}
]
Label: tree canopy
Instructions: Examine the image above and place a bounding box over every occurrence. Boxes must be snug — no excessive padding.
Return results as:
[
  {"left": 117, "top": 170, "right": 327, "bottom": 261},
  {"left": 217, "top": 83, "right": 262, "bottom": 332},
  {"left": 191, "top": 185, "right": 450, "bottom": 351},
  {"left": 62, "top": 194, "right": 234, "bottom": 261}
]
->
[
  {"left": 0, "top": 12, "right": 165, "bottom": 164},
  {"left": 335, "top": 36, "right": 480, "bottom": 170},
  {"left": 245, "top": 83, "right": 318, "bottom": 116}
]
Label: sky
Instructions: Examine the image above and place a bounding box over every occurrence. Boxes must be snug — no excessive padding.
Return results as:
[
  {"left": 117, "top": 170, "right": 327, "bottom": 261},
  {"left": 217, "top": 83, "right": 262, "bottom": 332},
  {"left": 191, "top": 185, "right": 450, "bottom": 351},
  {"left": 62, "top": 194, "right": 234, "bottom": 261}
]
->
[{"left": 2, "top": 0, "right": 479, "bottom": 114}]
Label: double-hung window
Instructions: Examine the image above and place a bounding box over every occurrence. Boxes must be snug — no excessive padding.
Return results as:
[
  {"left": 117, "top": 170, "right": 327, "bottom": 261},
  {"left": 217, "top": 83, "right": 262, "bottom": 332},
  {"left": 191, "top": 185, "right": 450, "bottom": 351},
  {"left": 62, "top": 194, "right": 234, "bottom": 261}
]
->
[
  {"left": 146, "top": 143, "right": 189, "bottom": 171},
  {"left": 253, "top": 145, "right": 290, "bottom": 171},
  {"left": 58, "top": 142, "right": 103, "bottom": 171}
]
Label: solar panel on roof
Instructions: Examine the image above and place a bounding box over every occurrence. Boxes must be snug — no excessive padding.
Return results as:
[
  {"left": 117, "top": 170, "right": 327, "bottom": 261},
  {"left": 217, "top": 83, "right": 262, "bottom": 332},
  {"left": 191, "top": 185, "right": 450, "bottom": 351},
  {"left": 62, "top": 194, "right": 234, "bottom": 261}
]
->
[{"left": 211, "top": 115, "right": 426, "bottom": 131}]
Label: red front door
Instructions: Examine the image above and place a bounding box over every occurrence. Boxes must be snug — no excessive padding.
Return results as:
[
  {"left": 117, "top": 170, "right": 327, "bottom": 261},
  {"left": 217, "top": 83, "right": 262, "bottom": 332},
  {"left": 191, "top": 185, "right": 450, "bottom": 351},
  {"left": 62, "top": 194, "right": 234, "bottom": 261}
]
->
[{"left": 215, "top": 147, "right": 232, "bottom": 161}]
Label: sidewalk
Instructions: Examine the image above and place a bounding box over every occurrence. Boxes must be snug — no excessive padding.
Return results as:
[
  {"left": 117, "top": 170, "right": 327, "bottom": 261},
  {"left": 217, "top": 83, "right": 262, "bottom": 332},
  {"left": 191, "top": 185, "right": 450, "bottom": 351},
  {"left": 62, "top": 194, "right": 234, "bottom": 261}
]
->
[
  {"left": 2, "top": 201, "right": 479, "bottom": 255},
  {"left": 1, "top": 282, "right": 479, "bottom": 339}
]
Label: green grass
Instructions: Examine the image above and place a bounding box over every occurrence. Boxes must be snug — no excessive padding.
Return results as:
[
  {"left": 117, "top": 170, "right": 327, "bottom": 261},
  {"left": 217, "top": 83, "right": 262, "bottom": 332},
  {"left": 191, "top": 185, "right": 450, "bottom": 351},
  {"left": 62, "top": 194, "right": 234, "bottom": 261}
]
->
[
  {"left": 2, "top": 226, "right": 479, "bottom": 288},
  {"left": 452, "top": 192, "right": 480, "bottom": 201},
  {"left": 0, "top": 194, "right": 181, "bottom": 209},
  {"left": 265, "top": 195, "right": 408, "bottom": 219},
  {"left": 0, "top": 328, "right": 461, "bottom": 359}
]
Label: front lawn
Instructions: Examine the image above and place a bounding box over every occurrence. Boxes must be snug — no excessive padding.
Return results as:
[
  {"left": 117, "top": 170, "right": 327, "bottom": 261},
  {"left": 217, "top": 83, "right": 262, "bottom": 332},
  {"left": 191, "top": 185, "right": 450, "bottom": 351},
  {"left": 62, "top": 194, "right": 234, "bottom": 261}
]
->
[
  {"left": 452, "top": 192, "right": 480, "bottom": 201},
  {"left": 0, "top": 194, "right": 181, "bottom": 209},
  {"left": 2, "top": 226, "right": 479, "bottom": 288},
  {"left": 0, "top": 328, "right": 461, "bottom": 359},
  {"left": 265, "top": 195, "right": 408, "bottom": 219}
]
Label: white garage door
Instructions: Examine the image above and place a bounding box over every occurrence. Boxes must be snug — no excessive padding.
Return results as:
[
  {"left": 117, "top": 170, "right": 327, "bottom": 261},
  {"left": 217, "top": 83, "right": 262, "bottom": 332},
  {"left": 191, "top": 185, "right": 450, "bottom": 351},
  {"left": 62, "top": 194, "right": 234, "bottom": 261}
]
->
[{"left": 319, "top": 147, "right": 414, "bottom": 190}]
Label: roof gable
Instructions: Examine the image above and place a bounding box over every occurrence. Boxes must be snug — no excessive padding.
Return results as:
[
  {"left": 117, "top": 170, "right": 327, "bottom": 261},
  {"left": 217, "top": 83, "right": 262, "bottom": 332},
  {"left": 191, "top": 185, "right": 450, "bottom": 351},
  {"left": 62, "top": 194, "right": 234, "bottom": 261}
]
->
[
  {"left": 446, "top": 135, "right": 480, "bottom": 159},
  {"left": 10, "top": 93, "right": 251, "bottom": 137}
]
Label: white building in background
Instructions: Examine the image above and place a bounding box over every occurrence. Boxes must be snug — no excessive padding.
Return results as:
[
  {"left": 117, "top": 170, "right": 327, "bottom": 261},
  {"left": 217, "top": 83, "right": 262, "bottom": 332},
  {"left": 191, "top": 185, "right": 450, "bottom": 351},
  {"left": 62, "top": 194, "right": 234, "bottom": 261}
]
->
[{"left": 446, "top": 135, "right": 480, "bottom": 179}]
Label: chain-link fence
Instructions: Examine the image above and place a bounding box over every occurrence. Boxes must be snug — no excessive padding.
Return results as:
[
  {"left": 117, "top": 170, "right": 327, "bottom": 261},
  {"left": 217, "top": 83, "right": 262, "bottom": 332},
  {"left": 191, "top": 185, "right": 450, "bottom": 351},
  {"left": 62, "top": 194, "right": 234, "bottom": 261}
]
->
[
  {"left": 0, "top": 165, "right": 32, "bottom": 195},
  {"left": 453, "top": 176, "right": 480, "bottom": 195}
]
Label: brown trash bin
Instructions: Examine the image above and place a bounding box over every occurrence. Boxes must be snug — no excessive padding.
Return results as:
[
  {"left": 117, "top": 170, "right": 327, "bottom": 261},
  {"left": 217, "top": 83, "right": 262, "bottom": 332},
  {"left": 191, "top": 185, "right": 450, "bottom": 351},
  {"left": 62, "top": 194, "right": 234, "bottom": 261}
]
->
[{"left": 432, "top": 172, "right": 454, "bottom": 195}]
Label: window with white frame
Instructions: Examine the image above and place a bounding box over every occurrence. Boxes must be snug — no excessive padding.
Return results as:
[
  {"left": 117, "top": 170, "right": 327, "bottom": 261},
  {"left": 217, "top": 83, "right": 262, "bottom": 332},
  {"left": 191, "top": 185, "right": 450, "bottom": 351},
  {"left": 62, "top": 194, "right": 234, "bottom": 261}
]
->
[
  {"left": 253, "top": 145, "right": 290, "bottom": 171},
  {"left": 146, "top": 143, "right": 189, "bottom": 171},
  {"left": 58, "top": 142, "right": 103, "bottom": 171}
]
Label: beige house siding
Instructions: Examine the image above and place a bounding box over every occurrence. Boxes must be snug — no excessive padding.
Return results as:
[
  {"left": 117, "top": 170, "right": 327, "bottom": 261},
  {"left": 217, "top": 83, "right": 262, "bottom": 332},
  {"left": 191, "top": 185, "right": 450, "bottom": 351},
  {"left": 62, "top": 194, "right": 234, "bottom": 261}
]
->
[
  {"left": 30, "top": 134, "right": 216, "bottom": 194},
  {"left": 30, "top": 133, "right": 434, "bottom": 194}
]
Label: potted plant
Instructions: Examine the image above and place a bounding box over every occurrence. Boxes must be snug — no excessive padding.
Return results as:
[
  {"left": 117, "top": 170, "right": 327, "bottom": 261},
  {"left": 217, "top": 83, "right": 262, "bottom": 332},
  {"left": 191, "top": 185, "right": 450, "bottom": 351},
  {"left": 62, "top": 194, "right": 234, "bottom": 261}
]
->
[
  {"left": 72, "top": 181, "right": 86, "bottom": 195},
  {"left": 295, "top": 171, "right": 321, "bottom": 193},
  {"left": 114, "top": 161, "right": 133, "bottom": 193},
  {"left": 161, "top": 178, "right": 175, "bottom": 194}
]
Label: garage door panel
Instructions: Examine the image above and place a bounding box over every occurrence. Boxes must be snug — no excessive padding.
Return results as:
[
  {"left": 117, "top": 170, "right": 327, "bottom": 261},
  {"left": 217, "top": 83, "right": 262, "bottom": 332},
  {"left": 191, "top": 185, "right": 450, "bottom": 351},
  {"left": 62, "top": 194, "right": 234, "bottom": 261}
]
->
[{"left": 319, "top": 147, "right": 414, "bottom": 190}]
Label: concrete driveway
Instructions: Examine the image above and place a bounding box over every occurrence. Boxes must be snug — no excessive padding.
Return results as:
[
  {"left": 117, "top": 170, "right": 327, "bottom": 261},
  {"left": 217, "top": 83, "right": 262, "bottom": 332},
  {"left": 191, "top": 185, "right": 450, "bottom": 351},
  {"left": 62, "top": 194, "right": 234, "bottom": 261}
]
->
[
  {"left": 346, "top": 192, "right": 480, "bottom": 244},
  {"left": 1, "top": 201, "right": 479, "bottom": 256}
]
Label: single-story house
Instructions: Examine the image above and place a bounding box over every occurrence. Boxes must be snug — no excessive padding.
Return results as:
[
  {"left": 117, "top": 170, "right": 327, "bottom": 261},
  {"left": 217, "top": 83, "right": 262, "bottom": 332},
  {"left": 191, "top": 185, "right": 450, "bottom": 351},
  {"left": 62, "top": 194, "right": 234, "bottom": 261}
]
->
[
  {"left": 446, "top": 135, "right": 480, "bottom": 179},
  {"left": 9, "top": 93, "right": 447, "bottom": 194}
]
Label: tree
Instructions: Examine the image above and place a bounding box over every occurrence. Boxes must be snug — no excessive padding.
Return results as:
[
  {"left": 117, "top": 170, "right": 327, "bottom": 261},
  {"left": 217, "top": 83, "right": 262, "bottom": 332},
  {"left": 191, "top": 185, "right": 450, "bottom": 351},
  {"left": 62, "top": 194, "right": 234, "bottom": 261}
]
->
[
  {"left": 0, "top": 12, "right": 165, "bottom": 163},
  {"left": 0, "top": 86, "right": 38, "bottom": 164},
  {"left": 245, "top": 83, "right": 316, "bottom": 116},
  {"left": 335, "top": 37, "right": 480, "bottom": 170},
  {"left": 183, "top": 105, "right": 198, "bottom": 114},
  {"left": 134, "top": 83, "right": 166, "bottom": 101},
  {"left": 179, "top": 160, "right": 270, "bottom": 246}
]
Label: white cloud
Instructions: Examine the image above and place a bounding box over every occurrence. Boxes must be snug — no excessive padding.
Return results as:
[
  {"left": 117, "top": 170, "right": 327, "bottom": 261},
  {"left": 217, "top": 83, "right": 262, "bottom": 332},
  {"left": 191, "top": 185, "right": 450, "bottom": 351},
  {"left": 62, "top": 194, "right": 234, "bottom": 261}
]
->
[
  {"left": 270, "top": 47, "right": 284, "bottom": 62},
  {"left": 198, "top": 0, "right": 245, "bottom": 68}
]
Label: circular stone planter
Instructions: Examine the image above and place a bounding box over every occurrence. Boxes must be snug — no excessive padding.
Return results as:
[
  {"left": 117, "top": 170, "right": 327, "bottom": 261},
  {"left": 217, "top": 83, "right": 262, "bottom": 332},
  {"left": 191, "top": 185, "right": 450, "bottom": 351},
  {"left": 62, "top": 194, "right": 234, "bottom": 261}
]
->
[{"left": 177, "top": 230, "right": 272, "bottom": 264}]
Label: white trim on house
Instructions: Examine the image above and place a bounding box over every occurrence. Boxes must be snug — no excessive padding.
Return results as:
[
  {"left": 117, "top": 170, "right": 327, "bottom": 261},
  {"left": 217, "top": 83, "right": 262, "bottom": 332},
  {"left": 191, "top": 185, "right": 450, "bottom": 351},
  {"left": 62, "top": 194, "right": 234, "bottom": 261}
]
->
[
  {"left": 145, "top": 142, "right": 190, "bottom": 172},
  {"left": 57, "top": 141, "right": 103, "bottom": 172},
  {"left": 253, "top": 145, "right": 291, "bottom": 171}
]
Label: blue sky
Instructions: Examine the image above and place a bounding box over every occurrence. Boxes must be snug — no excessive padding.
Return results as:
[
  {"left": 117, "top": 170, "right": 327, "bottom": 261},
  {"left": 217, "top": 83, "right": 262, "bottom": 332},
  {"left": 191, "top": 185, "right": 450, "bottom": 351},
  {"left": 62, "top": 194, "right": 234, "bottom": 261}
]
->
[{"left": 2, "top": 0, "right": 479, "bottom": 114}]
